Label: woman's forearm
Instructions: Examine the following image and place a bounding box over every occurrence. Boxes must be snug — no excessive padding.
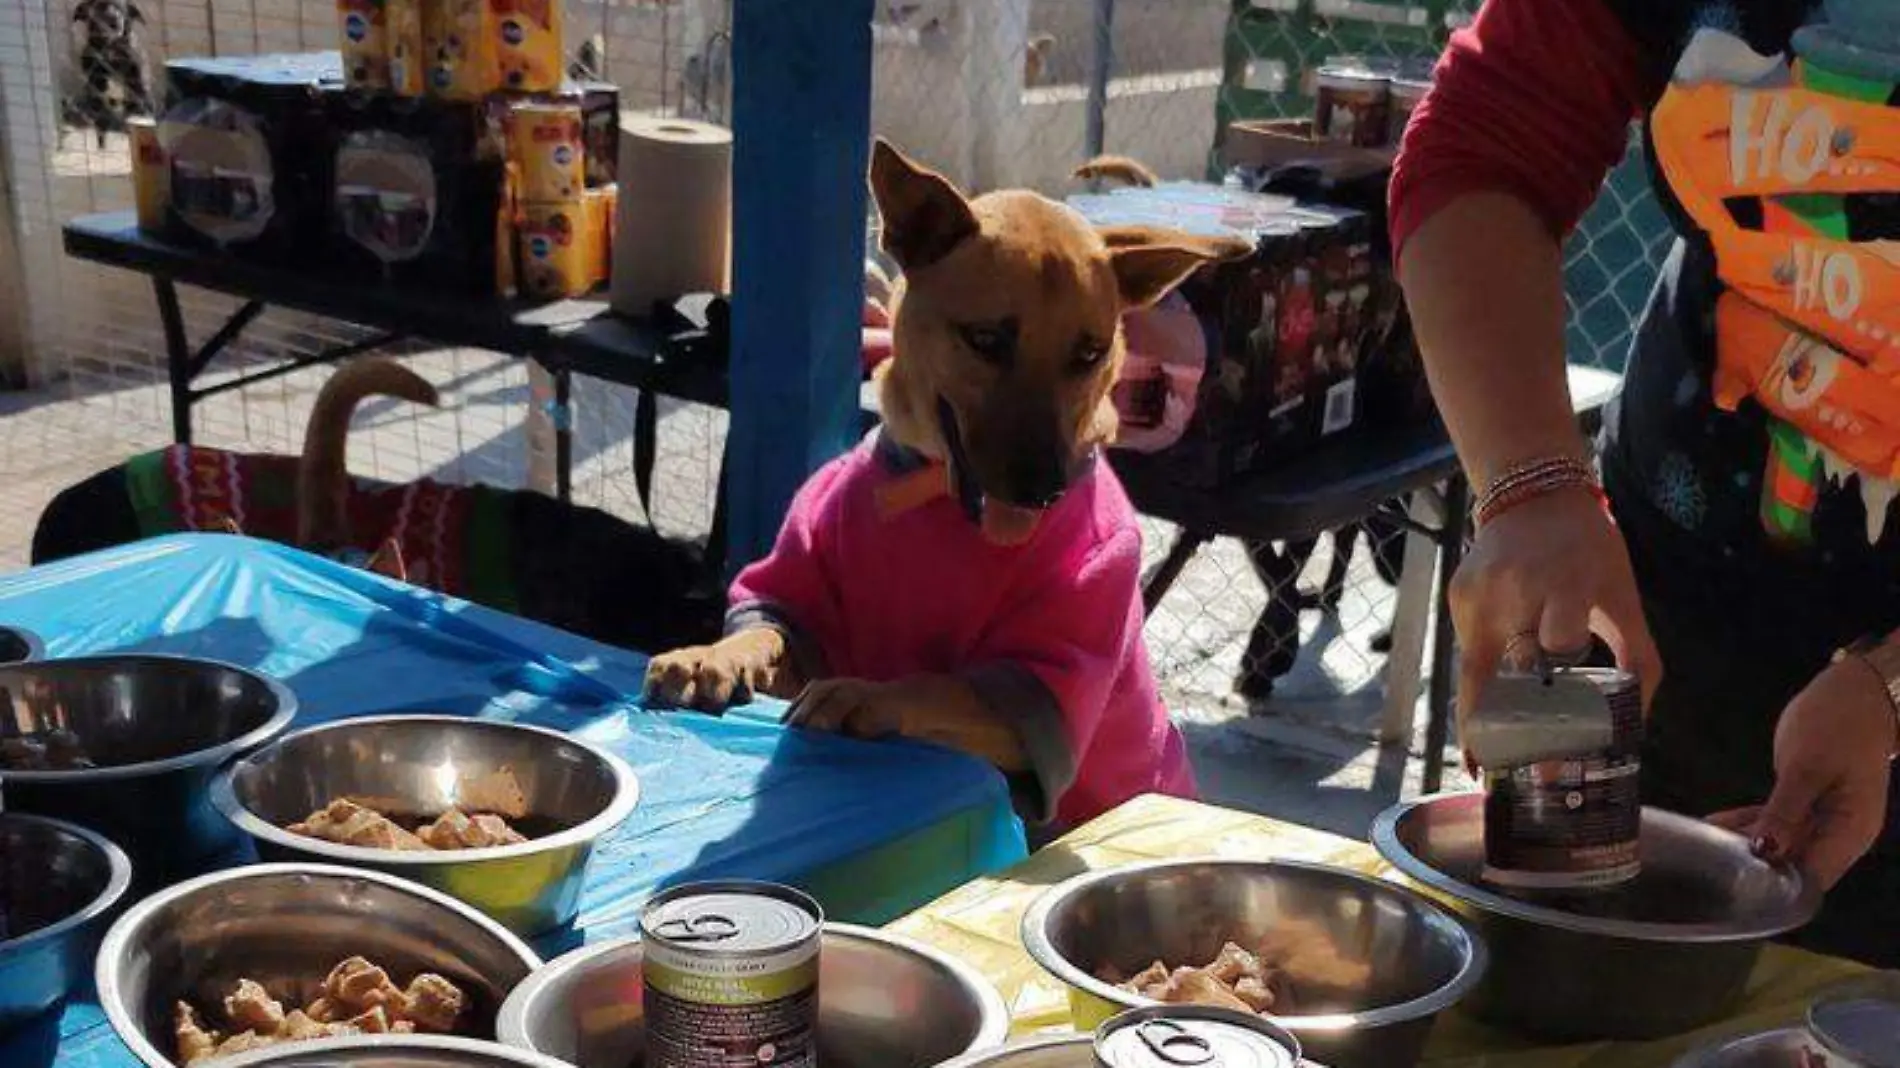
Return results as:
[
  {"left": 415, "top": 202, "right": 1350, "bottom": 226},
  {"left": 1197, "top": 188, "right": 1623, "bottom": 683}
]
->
[{"left": 1398, "top": 192, "right": 1588, "bottom": 488}]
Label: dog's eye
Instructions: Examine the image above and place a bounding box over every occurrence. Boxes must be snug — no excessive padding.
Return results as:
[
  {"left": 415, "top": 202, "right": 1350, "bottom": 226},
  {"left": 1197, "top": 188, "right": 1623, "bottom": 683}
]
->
[
  {"left": 958, "top": 324, "right": 1013, "bottom": 366},
  {"left": 1072, "top": 343, "right": 1110, "bottom": 374}
]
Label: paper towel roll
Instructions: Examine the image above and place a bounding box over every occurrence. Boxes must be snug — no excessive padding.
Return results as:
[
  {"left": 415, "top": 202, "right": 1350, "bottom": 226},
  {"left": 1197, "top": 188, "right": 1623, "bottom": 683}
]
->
[{"left": 611, "top": 116, "right": 732, "bottom": 318}]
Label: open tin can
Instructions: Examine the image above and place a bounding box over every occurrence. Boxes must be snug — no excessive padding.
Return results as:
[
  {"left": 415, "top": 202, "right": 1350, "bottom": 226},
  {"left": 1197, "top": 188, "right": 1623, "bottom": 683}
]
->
[{"left": 1094, "top": 1004, "right": 1301, "bottom": 1068}]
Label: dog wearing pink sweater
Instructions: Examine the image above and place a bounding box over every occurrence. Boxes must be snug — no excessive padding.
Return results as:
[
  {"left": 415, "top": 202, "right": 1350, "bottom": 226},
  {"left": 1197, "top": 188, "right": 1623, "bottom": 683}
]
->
[{"left": 646, "top": 142, "right": 1247, "bottom": 830}]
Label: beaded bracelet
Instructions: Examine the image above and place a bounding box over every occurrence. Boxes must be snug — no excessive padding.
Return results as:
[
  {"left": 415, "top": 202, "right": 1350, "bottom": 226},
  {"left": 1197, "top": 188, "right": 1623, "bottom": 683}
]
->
[{"left": 1474, "top": 456, "right": 1608, "bottom": 529}]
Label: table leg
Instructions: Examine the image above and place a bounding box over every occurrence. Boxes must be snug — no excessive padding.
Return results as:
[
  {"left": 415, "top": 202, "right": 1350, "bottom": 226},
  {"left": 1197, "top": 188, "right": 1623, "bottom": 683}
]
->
[
  {"left": 1141, "top": 530, "right": 1211, "bottom": 617},
  {"left": 1378, "top": 489, "right": 1446, "bottom": 746},
  {"left": 1421, "top": 475, "right": 1470, "bottom": 794},
  {"left": 154, "top": 278, "right": 192, "bottom": 445},
  {"left": 554, "top": 368, "right": 573, "bottom": 505}
]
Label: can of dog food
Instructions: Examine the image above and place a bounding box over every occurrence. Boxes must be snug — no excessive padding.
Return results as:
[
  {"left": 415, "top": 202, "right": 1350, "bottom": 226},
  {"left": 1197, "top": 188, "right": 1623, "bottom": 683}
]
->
[
  {"left": 642, "top": 881, "right": 822, "bottom": 1068},
  {"left": 508, "top": 100, "right": 586, "bottom": 202},
  {"left": 1388, "top": 74, "right": 1432, "bottom": 140},
  {"left": 1094, "top": 1005, "right": 1300, "bottom": 1068},
  {"left": 386, "top": 0, "right": 426, "bottom": 95},
  {"left": 582, "top": 183, "right": 617, "bottom": 288},
  {"left": 1314, "top": 61, "right": 1391, "bottom": 147},
  {"left": 1481, "top": 665, "right": 1644, "bottom": 896},
  {"left": 491, "top": 0, "right": 564, "bottom": 93},
  {"left": 128, "top": 117, "right": 169, "bottom": 233},
  {"left": 424, "top": 0, "right": 496, "bottom": 100},
  {"left": 337, "top": 0, "right": 391, "bottom": 90},
  {"left": 517, "top": 199, "right": 591, "bottom": 300}
]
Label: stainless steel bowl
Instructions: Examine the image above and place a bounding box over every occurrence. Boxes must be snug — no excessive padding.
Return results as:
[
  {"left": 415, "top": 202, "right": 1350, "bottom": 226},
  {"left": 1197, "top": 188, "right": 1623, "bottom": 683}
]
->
[
  {"left": 0, "top": 813, "right": 133, "bottom": 1031},
  {"left": 214, "top": 1035, "right": 574, "bottom": 1068},
  {"left": 0, "top": 626, "right": 42, "bottom": 665},
  {"left": 0, "top": 655, "right": 296, "bottom": 884},
  {"left": 1372, "top": 793, "right": 1821, "bottom": 1043},
  {"left": 1670, "top": 1029, "right": 1813, "bottom": 1067},
  {"left": 496, "top": 923, "right": 1010, "bottom": 1067},
  {"left": 96, "top": 863, "right": 544, "bottom": 1068},
  {"left": 211, "top": 715, "right": 639, "bottom": 935},
  {"left": 1019, "top": 858, "right": 1487, "bottom": 1068}
]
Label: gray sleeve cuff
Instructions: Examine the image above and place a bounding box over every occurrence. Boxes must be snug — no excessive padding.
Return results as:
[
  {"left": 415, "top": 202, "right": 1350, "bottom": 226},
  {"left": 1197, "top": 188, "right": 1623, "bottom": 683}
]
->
[
  {"left": 725, "top": 601, "right": 827, "bottom": 682},
  {"left": 964, "top": 663, "right": 1076, "bottom": 827}
]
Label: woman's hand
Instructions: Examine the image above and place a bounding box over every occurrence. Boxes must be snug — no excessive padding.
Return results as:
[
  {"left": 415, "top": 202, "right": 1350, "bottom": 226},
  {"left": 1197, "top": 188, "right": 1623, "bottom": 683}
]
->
[
  {"left": 1710, "top": 658, "right": 1895, "bottom": 889},
  {"left": 1451, "top": 483, "right": 1662, "bottom": 734}
]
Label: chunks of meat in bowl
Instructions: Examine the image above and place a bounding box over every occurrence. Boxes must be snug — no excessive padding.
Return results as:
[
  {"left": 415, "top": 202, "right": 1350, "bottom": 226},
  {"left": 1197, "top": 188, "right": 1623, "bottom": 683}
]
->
[
  {"left": 1097, "top": 923, "right": 1375, "bottom": 1018},
  {"left": 173, "top": 956, "right": 469, "bottom": 1064},
  {"left": 1108, "top": 941, "right": 1294, "bottom": 1014},
  {"left": 285, "top": 798, "right": 527, "bottom": 851}
]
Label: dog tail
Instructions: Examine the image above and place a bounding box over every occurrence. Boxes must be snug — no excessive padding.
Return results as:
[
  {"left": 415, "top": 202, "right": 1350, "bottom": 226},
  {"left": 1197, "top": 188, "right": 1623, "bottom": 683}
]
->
[
  {"left": 1073, "top": 155, "right": 1159, "bottom": 189},
  {"left": 297, "top": 358, "right": 439, "bottom": 550}
]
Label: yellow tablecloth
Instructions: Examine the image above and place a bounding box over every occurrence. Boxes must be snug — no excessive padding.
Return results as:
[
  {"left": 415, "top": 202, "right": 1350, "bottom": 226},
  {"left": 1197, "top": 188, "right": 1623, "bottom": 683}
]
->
[{"left": 886, "top": 794, "right": 1867, "bottom": 1068}]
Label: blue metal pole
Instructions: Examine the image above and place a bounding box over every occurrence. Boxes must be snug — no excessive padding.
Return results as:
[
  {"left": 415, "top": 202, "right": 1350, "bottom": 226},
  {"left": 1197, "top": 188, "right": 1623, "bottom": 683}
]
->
[{"left": 726, "top": 0, "right": 875, "bottom": 572}]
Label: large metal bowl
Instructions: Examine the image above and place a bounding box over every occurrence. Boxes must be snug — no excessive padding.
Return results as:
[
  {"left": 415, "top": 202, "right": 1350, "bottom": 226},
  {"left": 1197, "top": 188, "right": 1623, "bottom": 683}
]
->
[
  {"left": 96, "top": 863, "right": 544, "bottom": 1068},
  {"left": 214, "top": 1035, "right": 574, "bottom": 1068},
  {"left": 212, "top": 715, "right": 639, "bottom": 935},
  {"left": 0, "top": 813, "right": 133, "bottom": 1031},
  {"left": 1669, "top": 1029, "right": 1812, "bottom": 1067},
  {"left": 1019, "top": 859, "right": 1486, "bottom": 1068},
  {"left": 0, "top": 626, "right": 42, "bottom": 665},
  {"left": 495, "top": 923, "right": 1011, "bottom": 1067},
  {"left": 1372, "top": 793, "right": 1820, "bottom": 1043},
  {"left": 0, "top": 655, "right": 296, "bottom": 884}
]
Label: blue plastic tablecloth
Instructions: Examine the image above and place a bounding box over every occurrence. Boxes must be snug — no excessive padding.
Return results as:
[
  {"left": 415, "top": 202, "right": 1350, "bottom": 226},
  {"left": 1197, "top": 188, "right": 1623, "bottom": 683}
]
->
[{"left": 0, "top": 535, "right": 1026, "bottom": 1068}]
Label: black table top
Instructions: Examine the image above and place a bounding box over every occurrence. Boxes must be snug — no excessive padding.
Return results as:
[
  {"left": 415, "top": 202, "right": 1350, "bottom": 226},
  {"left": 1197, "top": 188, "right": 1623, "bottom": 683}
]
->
[
  {"left": 1111, "top": 364, "right": 1622, "bottom": 543},
  {"left": 63, "top": 211, "right": 729, "bottom": 407}
]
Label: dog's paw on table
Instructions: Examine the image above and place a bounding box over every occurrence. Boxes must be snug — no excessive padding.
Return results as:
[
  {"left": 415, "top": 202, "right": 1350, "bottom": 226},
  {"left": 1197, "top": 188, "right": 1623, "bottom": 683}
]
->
[{"left": 643, "top": 630, "right": 794, "bottom": 713}]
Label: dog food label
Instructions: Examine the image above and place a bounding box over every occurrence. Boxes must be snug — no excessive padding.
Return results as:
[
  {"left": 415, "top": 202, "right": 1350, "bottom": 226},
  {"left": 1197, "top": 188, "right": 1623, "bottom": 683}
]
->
[{"left": 642, "top": 884, "right": 821, "bottom": 1068}]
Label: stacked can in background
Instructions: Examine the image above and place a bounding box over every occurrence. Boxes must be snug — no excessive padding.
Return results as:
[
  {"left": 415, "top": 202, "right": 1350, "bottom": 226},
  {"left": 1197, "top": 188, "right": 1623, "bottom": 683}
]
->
[
  {"left": 1311, "top": 56, "right": 1435, "bottom": 149},
  {"left": 505, "top": 98, "right": 614, "bottom": 299}
]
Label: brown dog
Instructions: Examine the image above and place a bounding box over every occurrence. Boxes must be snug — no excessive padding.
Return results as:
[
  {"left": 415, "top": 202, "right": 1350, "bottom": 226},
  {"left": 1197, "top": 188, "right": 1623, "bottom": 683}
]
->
[{"left": 644, "top": 142, "right": 1246, "bottom": 827}]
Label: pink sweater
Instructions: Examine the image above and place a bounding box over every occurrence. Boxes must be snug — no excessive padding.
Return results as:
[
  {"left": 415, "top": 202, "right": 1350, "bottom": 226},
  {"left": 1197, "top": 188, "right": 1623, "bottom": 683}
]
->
[{"left": 729, "top": 433, "right": 1197, "bottom": 829}]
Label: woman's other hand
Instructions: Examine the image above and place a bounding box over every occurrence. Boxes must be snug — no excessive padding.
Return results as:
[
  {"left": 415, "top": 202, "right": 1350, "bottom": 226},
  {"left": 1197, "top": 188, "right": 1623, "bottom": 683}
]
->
[{"left": 1710, "top": 658, "right": 1895, "bottom": 889}]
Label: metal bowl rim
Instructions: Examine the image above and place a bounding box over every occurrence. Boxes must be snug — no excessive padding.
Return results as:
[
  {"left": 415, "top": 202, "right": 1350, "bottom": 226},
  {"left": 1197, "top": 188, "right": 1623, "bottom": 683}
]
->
[
  {"left": 1370, "top": 793, "right": 1824, "bottom": 943},
  {"left": 931, "top": 1034, "right": 1095, "bottom": 1068},
  {"left": 0, "top": 654, "right": 297, "bottom": 784},
  {"left": 0, "top": 625, "right": 45, "bottom": 663},
  {"left": 0, "top": 812, "right": 134, "bottom": 958},
  {"left": 1668, "top": 1026, "right": 1809, "bottom": 1067},
  {"left": 495, "top": 921, "right": 1013, "bottom": 1055},
  {"left": 209, "top": 714, "right": 640, "bottom": 865},
  {"left": 95, "top": 861, "right": 545, "bottom": 1068},
  {"left": 211, "top": 1033, "right": 577, "bottom": 1068},
  {"left": 1018, "top": 856, "right": 1490, "bottom": 1031}
]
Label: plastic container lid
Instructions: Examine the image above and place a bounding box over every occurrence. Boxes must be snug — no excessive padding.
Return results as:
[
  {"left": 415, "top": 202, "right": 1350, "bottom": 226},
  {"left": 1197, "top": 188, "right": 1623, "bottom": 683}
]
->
[{"left": 1808, "top": 973, "right": 1900, "bottom": 1068}]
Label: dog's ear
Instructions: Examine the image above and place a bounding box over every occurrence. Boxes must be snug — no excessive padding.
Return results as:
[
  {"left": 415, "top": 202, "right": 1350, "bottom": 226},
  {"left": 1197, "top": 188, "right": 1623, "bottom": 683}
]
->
[
  {"left": 870, "top": 139, "right": 978, "bottom": 272},
  {"left": 1099, "top": 226, "right": 1252, "bottom": 310}
]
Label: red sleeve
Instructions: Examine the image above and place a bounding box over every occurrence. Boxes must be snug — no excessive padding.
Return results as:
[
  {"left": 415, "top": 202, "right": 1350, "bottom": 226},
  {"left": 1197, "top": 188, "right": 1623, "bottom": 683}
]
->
[{"left": 1389, "top": 0, "right": 1660, "bottom": 259}]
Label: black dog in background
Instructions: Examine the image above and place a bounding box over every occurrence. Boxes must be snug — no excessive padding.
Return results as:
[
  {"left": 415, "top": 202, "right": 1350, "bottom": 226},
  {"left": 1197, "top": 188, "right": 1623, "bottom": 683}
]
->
[
  {"left": 33, "top": 359, "right": 723, "bottom": 657},
  {"left": 67, "top": 0, "right": 153, "bottom": 147}
]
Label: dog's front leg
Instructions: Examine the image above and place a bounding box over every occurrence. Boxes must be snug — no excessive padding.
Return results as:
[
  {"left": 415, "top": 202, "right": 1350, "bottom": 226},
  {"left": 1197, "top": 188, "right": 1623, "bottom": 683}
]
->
[
  {"left": 644, "top": 628, "right": 804, "bottom": 712},
  {"left": 785, "top": 675, "right": 1029, "bottom": 773}
]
